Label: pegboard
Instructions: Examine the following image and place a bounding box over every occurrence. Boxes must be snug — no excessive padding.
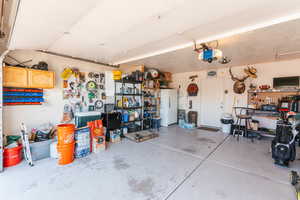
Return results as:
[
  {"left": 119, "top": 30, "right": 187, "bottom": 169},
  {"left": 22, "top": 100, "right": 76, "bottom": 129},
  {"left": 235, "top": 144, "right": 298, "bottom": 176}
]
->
[{"left": 62, "top": 70, "right": 107, "bottom": 114}]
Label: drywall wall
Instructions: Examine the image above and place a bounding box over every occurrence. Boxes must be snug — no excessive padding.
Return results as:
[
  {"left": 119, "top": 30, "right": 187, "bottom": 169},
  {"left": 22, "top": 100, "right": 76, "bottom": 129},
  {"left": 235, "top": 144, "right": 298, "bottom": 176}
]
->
[
  {"left": 171, "top": 58, "right": 300, "bottom": 128},
  {"left": 3, "top": 50, "right": 115, "bottom": 135}
]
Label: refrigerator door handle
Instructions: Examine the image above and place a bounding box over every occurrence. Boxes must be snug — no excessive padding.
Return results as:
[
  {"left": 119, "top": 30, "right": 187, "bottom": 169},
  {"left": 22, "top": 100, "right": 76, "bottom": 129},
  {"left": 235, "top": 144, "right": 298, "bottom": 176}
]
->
[{"left": 169, "top": 96, "right": 171, "bottom": 108}]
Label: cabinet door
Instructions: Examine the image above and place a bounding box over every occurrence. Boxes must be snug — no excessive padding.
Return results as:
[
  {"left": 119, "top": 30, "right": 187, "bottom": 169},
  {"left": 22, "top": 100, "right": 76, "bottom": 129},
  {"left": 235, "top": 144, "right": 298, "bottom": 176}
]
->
[
  {"left": 3, "top": 66, "right": 28, "bottom": 87},
  {"left": 28, "top": 69, "right": 55, "bottom": 89}
]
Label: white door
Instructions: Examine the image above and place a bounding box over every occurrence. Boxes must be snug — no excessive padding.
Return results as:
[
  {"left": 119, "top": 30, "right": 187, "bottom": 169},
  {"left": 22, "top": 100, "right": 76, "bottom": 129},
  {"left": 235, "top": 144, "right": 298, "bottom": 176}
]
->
[
  {"left": 160, "top": 89, "right": 170, "bottom": 127},
  {"left": 160, "top": 89, "right": 177, "bottom": 126},
  {"left": 168, "top": 89, "right": 178, "bottom": 124},
  {"left": 200, "top": 78, "right": 224, "bottom": 127}
]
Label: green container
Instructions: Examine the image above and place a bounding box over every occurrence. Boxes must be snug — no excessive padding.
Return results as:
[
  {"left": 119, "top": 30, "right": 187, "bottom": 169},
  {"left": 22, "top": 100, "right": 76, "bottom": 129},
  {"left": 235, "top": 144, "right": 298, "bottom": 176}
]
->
[{"left": 75, "top": 111, "right": 102, "bottom": 128}]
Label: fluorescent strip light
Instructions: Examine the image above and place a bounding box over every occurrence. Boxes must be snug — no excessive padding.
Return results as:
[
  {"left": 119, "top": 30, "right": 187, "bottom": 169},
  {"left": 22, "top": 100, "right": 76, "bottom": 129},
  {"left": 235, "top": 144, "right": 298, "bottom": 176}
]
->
[{"left": 276, "top": 51, "right": 300, "bottom": 60}]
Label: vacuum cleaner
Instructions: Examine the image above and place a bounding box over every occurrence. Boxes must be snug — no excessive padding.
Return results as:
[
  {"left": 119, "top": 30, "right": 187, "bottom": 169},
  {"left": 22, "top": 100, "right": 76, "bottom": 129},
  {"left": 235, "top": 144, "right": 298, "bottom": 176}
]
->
[{"left": 271, "top": 110, "right": 299, "bottom": 167}]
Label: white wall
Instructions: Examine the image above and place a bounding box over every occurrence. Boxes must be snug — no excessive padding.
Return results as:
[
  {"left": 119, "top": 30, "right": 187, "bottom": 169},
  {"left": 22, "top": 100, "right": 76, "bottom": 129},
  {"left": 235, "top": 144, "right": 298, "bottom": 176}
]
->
[
  {"left": 3, "top": 50, "right": 114, "bottom": 135},
  {"left": 4, "top": 50, "right": 300, "bottom": 133},
  {"left": 171, "top": 58, "right": 300, "bottom": 128}
]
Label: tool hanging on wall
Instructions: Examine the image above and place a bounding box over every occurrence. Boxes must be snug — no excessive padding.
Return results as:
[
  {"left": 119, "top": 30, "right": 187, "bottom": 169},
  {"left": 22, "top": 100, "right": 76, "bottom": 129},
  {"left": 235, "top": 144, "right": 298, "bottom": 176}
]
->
[
  {"left": 100, "top": 73, "right": 105, "bottom": 83},
  {"left": 86, "top": 81, "right": 97, "bottom": 91},
  {"left": 94, "top": 73, "right": 100, "bottom": 83},
  {"left": 99, "top": 84, "right": 104, "bottom": 90},
  {"left": 101, "top": 92, "right": 106, "bottom": 100},
  {"left": 88, "top": 92, "right": 96, "bottom": 103},
  {"left": 79, "top": 72, "right": 86, "bottom": 82},
  {"left": 88, "top": 72, "right": 94, "bottom": 79},
  {"left": 95, "top": 100, "right": 104, "bottom": 110},
  {"left": 88, "top": 105, "right": 95, "bottom": 111},
  {"left": 74, "top": 102, "right": 82, "bottom": 113},
  {"left": 20, "top": 123, "right": 34, "bottom": 167},
  {"left": 82, "top": 96, "right": 87, "bottom": 107},
  {"left": 61, "top": 68, "right": 74, "bottom": 80}
]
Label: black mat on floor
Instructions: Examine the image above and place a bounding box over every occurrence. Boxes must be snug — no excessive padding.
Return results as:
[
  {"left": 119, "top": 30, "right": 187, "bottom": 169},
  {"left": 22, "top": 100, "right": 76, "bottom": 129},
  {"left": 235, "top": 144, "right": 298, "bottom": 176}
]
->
[{"left": 197, "top": 127, "right": 219, "bottom": 132}]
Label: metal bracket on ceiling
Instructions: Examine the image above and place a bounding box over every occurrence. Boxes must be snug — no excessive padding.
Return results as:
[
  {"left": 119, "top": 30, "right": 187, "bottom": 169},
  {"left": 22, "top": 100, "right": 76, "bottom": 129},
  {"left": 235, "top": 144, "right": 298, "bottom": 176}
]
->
[
  {"left": 193, "top": 41, "right": 209, "bottom": 53},
  {"left": 36, "top": 50, "right": 120, "bottom": 68},
  {"left": 193, "top": 40, "right": 220, "bottom": 53}
]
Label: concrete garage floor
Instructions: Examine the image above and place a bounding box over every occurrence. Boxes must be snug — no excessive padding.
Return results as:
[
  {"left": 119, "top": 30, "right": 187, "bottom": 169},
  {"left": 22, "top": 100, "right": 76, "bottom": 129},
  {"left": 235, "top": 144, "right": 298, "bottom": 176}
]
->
[{"left": 0, "top": 126, "right": 299, "bottom": 200}]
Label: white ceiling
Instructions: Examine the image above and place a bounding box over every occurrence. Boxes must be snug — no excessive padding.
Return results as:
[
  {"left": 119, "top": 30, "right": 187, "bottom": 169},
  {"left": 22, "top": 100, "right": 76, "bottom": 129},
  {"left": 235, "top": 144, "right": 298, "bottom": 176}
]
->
[
  {"left": 124, "top": 18, "right": 300, "bottom": 73},
  {"left": 8, "top": 0, "right": 300, "bottom": 68}
]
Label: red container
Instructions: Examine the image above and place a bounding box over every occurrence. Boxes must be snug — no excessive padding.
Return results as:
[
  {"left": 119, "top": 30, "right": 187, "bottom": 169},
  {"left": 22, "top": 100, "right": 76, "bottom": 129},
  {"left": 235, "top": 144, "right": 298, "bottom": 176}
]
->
[{"left": 3, "top": 144, "right": 23, "bottom": 167}]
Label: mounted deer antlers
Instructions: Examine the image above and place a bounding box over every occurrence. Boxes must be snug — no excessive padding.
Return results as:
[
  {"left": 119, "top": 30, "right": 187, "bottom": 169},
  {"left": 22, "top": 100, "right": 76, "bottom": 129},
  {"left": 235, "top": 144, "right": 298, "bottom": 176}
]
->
[{"left": 229, "top": 66, "right": 257, "bottom": 94}]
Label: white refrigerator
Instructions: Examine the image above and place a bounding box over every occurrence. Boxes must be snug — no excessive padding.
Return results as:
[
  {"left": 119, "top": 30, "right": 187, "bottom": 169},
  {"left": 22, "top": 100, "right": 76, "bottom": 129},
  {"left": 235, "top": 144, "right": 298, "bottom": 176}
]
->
[{"left": 160, "top": 89, "right": 178, "bottom": 127}]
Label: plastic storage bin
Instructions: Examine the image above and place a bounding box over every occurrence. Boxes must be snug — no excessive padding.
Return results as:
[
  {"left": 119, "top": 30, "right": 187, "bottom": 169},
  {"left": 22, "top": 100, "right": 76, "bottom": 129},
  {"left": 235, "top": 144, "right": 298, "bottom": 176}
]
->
[
  {"left": 152, "top": 118, "right": 161, "bottom": 131},
  {"left": 30, "top": 139, "right": 54, "bottom": 161}
]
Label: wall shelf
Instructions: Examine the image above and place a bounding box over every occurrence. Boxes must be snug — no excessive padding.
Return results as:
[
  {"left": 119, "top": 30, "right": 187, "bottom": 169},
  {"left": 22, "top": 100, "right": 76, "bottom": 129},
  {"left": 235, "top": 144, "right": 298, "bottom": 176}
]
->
[{"left": 248, "top": 89, "right": 300, "bottom": 93}]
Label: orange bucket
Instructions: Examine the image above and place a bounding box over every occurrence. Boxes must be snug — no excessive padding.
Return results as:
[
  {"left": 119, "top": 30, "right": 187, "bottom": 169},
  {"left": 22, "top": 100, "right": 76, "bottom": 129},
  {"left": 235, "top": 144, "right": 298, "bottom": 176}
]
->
[
  {"left": 57, "top": 124, "right": 75, "bottom": 145},
  {"left": 57, "top": 142, "right": 75, "bottom": 165}
]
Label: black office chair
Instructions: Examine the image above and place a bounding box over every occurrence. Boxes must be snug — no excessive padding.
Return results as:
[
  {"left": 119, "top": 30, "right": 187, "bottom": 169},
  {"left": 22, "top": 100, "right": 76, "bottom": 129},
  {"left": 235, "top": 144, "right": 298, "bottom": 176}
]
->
[{"left": 233, "top": 107, "right": 255, "bottom": 141}]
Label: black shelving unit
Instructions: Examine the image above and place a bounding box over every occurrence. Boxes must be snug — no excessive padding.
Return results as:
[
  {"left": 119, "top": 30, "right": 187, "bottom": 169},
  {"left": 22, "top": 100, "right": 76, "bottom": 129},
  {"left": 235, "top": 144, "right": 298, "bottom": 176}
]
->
[
  {"left": 114, "top": 79, "right": 143, "bottom": 134},
  {"left": 115, "top": 93, "right": 142, "bottom": 96},
  {"left": 116, "top": 106, "right": 143, "bottom": 110},
  {"left": 143, "top": 79, "right": 160, "bottom": 131}
]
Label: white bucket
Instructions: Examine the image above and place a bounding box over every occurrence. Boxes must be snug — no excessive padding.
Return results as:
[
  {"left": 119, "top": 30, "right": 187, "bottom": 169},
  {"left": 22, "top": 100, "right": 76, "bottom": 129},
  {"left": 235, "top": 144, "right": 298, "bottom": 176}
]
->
[
  {"left": 221, "top": 123, "right": 232, "bottom": 134},
  {"left": 50, "top": 141, "right": 58, "bottom": 159}
]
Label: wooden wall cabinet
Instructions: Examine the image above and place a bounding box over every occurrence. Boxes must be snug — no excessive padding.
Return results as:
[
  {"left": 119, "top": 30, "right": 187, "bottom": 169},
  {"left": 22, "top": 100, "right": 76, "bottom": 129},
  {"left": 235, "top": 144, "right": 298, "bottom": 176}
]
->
[
  {"left": 3, "top": 66, "right": 28, "bottom": 88},
  {"left": 3, "top": 66, "right": 55, "bottom": 89},
  {"left": 28, "top": 69, "right": 55, "bottom": 89}
]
